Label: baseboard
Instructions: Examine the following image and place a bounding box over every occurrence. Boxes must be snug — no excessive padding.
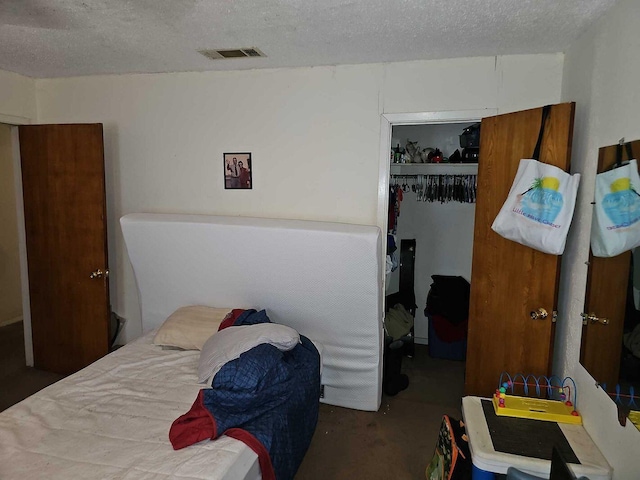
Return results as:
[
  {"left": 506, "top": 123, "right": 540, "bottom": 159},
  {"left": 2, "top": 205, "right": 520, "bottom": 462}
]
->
[
  {"left": 0, "top": 315, "right": 23, "bottom": 328},
  {"left": 415, "top": 337, "right": 428, "bottom": 345}
]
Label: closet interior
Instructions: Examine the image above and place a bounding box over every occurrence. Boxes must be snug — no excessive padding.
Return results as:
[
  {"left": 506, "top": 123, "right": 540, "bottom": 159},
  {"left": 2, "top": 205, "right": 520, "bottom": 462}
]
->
[{"left": 386, "top": 122, "right": 478, "bottom": 362}]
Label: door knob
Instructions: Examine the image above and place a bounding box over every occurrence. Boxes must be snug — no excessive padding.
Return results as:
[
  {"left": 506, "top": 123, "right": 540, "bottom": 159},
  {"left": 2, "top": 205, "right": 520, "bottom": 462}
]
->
[
  {"left": 89, "top": 268, "right": 109, "bottom": 279},
  {"left": 530, "top": 308, "right": 548, "bottom": 320},
  {"left": 581, "top": 312, "right": 609, "bottom": 325}
]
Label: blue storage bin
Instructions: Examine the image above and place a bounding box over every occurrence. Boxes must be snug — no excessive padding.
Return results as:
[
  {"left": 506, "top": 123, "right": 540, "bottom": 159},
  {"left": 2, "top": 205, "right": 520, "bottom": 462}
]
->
[
  {"left": 428, "top": 315, "right": 467, "bottom": 360},
  {"left": 472, "top": 464, "right": 496, "bottom": 480}
]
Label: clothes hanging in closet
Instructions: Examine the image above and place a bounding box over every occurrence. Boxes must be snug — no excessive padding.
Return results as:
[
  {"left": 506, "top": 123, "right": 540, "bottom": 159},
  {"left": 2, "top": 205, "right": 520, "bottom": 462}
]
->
[
  {"left": 388, "top": 184, "right": 404, "bottom": 234},
  {"left": 390, "top": 174, "right": 477, "bottom": 204}
]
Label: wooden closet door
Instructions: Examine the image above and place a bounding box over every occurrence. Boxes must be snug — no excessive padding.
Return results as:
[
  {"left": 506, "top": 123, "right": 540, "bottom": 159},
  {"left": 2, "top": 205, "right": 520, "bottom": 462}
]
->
[
  {"left": 19, "top": 124, "right": 110, "bottom": 374},
  {"left": 465, "top": 103, "right": 575, "bottom": 396}
]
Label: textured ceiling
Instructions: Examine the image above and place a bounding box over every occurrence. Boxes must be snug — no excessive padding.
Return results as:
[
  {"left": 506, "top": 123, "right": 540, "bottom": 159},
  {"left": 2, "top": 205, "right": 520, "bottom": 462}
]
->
[{"left": 0, "top": 0, "right": 618, "bottom": 79}]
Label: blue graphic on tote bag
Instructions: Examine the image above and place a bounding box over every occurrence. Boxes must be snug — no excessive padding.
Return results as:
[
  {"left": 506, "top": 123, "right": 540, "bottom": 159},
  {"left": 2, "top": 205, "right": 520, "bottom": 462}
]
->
[
  {"left": 601, "top": 177, "right": 640, "bottom": 229},
  {"left": 514, "top": 177, "right": 563, "bottom": 228}
]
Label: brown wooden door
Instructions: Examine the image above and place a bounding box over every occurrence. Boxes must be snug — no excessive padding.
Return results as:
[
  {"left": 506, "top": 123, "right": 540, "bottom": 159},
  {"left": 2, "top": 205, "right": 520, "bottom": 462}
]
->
[
  {"left": 465, "top": 103, "right": 575, "bottom": 396},
  {"left": 19, "top": 124, "right": 110, "bottom": 374},
  {"left": 580, "top": 140, "right": 640, "bottom": 389}
]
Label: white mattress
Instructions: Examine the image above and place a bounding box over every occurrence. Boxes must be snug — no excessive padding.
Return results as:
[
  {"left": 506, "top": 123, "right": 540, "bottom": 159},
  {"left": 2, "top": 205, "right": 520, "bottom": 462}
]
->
[
  {"left": 0, "top": 333, "right": 261, "bottom": 480},
  {"left": 121, "top": 213, "right": 383, "bottom": 411}
]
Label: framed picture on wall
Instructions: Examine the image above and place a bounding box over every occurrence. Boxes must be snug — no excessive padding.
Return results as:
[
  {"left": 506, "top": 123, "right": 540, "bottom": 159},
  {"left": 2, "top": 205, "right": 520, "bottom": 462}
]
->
[{"left": 224, "top": 152, "right": 252, "bottom": 189}]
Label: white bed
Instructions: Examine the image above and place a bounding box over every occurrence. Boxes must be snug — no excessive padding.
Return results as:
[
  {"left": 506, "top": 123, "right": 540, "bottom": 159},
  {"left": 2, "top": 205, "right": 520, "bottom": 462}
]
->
[
  {"left": 0, "top": 213, "right": 383, "bottom": 479},
  {"left": 0, "top": 332, "right": 261, "bottom": 479}
]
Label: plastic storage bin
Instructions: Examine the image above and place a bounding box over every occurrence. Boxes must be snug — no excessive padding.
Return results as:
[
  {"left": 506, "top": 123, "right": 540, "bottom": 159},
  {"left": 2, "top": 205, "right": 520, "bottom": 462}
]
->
[{"left": 428, "top": 315, "right": 467, "bottom": 360}]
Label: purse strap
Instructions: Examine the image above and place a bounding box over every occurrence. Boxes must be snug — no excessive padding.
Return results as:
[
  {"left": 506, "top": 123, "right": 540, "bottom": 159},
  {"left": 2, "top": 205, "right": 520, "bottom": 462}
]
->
[
  {"left": 615, "top": 142, "right": 635, "bottom": 168},
  {"left": 532, "top": 105, "right": 552, "bottom": 160}
]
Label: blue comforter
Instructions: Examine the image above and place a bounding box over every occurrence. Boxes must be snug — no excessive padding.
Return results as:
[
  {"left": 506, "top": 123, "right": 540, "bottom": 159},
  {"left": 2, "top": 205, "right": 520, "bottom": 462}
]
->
[{"left": 170, "top": 310, "right": 321, "bottom": 480}]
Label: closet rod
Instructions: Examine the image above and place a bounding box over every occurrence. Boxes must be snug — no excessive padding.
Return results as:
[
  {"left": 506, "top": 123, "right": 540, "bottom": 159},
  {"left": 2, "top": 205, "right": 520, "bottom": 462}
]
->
[{"left": 390, "top": 174, "right": 476, "bottom": 178}]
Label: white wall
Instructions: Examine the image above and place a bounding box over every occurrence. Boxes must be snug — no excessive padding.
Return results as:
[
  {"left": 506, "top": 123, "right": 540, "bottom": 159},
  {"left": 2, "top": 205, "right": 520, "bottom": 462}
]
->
[
  {"left": 0, "top": 69, "right": 36, "bottom": 123},
  {"left": 557, "top": 0, "right": 640, "bottom": 477},
  {"left": 34, "top": 54, "right": 563, "bottom": 344}
]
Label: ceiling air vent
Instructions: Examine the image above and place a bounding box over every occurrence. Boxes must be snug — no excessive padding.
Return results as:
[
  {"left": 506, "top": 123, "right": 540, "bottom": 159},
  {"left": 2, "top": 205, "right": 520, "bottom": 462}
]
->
[{"left": 198, "top": 47, "right": 266, "bottom": 60}]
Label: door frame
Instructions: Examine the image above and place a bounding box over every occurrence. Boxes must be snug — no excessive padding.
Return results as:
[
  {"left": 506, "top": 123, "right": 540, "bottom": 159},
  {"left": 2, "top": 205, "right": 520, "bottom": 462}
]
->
[
  {"left": 1, "top": 118, "right": 36, "bottom": 367},
  {"left": 11, "top": 126, "right": 34, "bottom": 366},
  {"left": 376, "top": 109, "right": 497, "bottom": 292}
]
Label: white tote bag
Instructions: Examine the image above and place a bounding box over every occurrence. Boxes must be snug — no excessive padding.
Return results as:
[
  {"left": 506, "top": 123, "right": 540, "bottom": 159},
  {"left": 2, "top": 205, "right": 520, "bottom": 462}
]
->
[
  {"left": 491, "top": 159, "right": 581, "bottom": 255},
  {"left": 590, "top": 159, "right": 640, "bottom": 257}
]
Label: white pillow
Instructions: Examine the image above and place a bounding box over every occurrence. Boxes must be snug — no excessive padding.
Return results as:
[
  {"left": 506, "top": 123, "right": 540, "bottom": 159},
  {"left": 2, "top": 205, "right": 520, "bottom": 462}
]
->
[
  {"left": 198, "top": 323, "right": 300, "bottom": 385},
  {"left": 153, "top": 305, "right": 233, "bottom": 350}
]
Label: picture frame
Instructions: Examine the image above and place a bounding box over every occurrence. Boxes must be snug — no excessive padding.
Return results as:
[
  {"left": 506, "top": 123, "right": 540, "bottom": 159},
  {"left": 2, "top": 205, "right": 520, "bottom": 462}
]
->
[{"left": 224, "top": 152, "right": 252, "bottom": 189}]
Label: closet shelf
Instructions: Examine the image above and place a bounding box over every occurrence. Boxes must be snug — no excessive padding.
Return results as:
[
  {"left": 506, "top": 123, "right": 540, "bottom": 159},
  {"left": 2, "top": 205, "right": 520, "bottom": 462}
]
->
[{"left": 390, "top": 163, "right": 478, "bottom": 175}]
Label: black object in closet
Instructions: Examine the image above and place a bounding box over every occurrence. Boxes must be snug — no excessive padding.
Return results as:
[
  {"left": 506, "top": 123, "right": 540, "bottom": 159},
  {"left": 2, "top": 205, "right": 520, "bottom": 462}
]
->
[
  {"left": 383, "top": 239, "right": 417, "bottom": 396},
  {"left": 385, "top": 239, "right": 416, "bottom": 357}
]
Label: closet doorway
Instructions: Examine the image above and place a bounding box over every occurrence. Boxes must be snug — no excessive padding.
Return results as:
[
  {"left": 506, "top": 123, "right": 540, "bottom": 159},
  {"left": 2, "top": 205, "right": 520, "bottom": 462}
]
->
[
  {"left": 380, "top": 104, "right": 576, "bottom": 397},
  {"left": 387, "top": 122, "right": 480, "bottom": 346},
  {"left": 379, "top": 110, "right": 495, "bottom": 398},
  {"left": 378, "top": 109, "right": 496, "bottom": 332}
]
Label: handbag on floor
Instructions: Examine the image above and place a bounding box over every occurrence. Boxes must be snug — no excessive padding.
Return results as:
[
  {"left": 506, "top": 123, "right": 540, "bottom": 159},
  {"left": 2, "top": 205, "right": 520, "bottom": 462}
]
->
[
  {"left": 591, "top": 156, "right": 640, "bottom": 257},
  {"left": 425, "top": 415, "right": 471, "bottom": 480},
  {"left": 491, "top": 106, "right": 580, "bottom": 255}
]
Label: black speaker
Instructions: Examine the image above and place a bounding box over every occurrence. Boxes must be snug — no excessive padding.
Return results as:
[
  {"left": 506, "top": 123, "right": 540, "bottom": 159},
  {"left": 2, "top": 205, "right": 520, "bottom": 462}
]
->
[{"left": 398, "top": 239, "right": 416, "bottom": 297}]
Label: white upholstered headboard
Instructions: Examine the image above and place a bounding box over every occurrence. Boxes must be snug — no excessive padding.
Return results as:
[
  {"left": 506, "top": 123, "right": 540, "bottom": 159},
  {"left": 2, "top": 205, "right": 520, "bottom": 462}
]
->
[{"left": 120, "top": 213, "right": 383, "bottom": 411}]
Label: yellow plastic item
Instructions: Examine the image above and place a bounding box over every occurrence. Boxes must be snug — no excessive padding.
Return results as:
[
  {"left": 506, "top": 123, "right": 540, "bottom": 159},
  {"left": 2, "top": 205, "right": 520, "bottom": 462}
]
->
[
  {"left": 627, "top": 410, "right": 640, "bottom": 428},
  {"left": 492, "top": 394, "right": 582, "bottom": 425}
]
